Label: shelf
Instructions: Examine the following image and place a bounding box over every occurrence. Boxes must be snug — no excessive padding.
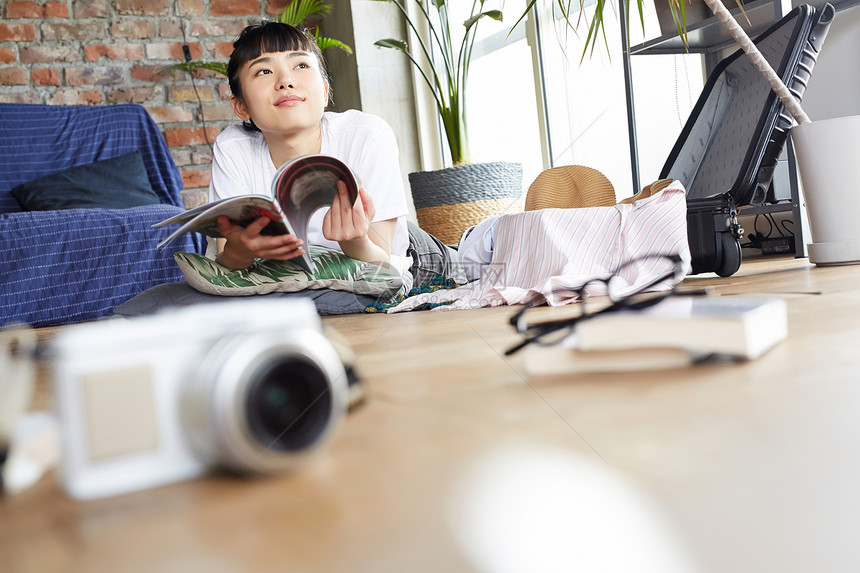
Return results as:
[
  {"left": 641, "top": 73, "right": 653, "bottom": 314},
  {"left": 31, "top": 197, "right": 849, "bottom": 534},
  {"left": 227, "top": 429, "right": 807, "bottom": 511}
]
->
[
  {"left": 630, "top": 0, "right": 783, "bottom": 54},
  {"left": 630, "top": 0, "right": 859, "bottom": 55}
]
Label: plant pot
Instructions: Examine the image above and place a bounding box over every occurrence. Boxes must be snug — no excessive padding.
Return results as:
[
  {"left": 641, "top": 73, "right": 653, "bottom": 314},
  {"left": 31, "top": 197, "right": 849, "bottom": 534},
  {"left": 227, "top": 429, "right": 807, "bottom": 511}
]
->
[
  {"left": 790, "top": 115, "right": 860, "bottom": 266},
  {"left": 409, "top": 161, "right": 523, "bottom": 245},
  {"left": 654, "top": 0, "right": 737, "bottom": 36}
]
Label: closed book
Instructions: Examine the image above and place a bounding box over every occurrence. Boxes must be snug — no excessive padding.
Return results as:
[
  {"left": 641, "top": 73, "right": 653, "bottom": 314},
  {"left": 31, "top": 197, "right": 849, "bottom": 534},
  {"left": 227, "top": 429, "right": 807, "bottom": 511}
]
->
[
  {"left": 574, "top": 296, "right": 787, "bottom": 360},
  {"left": 524, "top": 345, "right": 697, "bottom": 376}
]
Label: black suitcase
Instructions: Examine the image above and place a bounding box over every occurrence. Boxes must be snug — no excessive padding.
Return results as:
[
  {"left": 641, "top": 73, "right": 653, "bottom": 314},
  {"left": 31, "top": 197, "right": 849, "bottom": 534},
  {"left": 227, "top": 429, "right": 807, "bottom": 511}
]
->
[{"left": 660, "top": 3, "right": 835, "bottom": 276}]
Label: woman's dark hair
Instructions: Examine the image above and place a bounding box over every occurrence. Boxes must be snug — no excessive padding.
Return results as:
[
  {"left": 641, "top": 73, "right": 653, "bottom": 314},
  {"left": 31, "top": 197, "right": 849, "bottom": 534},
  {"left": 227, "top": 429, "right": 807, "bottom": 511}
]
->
[{"left": 227, "top": 21, "right": 330, "bottom": 132}]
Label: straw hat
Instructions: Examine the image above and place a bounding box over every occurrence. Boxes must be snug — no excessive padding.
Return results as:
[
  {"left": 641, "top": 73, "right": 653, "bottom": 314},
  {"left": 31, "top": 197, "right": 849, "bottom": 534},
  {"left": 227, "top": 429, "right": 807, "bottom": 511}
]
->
[
  {"left": 618, "top": 178, "right": 674, "bottom": 204},
  {"left": 524, "top": 165, "right": 616, "bottom": 211}
]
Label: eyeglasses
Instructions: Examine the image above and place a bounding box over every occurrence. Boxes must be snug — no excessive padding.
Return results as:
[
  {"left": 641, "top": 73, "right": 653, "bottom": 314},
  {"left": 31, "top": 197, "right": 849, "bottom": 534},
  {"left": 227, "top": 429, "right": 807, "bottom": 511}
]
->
[{"left": 505, "top": 254, "right": 689, "bottom": 356}]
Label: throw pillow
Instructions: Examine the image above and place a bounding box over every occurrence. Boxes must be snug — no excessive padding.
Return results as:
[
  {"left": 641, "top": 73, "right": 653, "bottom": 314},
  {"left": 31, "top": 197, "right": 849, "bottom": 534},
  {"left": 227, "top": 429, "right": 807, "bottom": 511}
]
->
[
  {"left": 175, "top": 246, "right": 404, "bottom": 300},
  {"left": 10, "top": 151, "right": 161, "bottom": 211}
]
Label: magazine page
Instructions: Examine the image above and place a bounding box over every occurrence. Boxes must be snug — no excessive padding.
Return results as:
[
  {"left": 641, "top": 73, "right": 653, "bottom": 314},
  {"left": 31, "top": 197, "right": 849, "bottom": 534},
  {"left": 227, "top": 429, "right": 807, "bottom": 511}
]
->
[
  {"left": 151, "top": 196, "right": 237, "bottom": 228},
  {"left": 155, "top": 195, "right": 288, "bottom": 249},
  {"left": 272, "top": 154, "right": 360, "bottom": 273}
]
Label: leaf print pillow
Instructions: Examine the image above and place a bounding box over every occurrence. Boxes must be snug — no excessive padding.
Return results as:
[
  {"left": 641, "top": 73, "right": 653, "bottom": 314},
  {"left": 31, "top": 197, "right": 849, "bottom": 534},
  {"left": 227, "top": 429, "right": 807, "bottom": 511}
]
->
[{"left": 175, "top": 246, "right": 404, "bottom": 299}]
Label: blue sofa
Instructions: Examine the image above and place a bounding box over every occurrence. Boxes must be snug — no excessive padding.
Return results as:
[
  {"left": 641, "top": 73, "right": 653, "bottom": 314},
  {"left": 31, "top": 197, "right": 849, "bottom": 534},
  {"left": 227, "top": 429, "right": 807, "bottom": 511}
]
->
[{"left": 0, "top": 103, "right": 205, "bottom": 328}]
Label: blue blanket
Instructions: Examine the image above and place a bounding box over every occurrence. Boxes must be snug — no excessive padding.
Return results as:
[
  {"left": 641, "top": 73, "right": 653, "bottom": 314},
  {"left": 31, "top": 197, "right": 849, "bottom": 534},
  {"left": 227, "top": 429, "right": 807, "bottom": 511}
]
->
[{"left": 0, "top": 103, "right": 205, "bottom": 327}]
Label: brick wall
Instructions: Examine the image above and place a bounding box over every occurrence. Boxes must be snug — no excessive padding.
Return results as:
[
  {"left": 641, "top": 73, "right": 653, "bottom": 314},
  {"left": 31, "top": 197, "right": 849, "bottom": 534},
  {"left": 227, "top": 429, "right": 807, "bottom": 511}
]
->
[{"left": 0, "top": 0, "right": 298, "bottom": 208}]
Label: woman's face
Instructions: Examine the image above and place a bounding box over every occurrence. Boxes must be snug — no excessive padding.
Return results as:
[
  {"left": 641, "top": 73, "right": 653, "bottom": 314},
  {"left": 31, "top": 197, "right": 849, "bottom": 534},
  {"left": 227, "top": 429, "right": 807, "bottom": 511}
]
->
[{"left": 231, "top": 49, "right": 328, "bottom": 140}]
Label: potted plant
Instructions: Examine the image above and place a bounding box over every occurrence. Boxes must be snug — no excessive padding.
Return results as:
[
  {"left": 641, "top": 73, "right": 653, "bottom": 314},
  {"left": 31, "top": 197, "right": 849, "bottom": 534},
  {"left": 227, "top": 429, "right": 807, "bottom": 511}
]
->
[
  {"left": 372, "top": 0, "right": 525, "bottom": 244},
  {"left": 167, "top": 0, "right": 352, "bottom": 78}
]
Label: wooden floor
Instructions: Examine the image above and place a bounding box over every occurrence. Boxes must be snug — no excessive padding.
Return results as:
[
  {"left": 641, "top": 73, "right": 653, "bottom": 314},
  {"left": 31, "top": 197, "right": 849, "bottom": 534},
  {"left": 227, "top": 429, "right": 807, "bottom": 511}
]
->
[{"left": 6, "top": 255, "right": 860, "bottom": 572}]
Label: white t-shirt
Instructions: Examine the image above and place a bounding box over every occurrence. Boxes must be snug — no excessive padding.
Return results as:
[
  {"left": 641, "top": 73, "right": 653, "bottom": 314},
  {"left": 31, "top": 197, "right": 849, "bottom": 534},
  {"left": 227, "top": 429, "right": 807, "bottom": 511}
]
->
[{"left": 209, "top": 110, "right": 410, "bottom": 265}]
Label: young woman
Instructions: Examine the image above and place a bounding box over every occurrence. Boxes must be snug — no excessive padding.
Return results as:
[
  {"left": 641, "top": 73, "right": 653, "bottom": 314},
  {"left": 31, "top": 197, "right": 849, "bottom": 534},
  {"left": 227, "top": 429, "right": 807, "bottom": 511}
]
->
[{"left": 210, "top": 21, "right": 458, "bottom": 285}]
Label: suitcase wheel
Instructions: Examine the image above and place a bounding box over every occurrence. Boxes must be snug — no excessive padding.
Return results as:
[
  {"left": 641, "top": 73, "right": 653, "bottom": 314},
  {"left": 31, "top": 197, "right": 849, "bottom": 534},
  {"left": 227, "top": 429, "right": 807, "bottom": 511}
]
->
[{"left": 716, "top": 233, "right": 742, "bottom": 277}]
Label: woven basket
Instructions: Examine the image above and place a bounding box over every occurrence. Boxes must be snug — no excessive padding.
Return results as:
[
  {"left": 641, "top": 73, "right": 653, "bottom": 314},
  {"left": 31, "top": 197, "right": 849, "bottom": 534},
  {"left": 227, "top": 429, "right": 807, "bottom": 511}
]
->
[{"left": 409, "top": 161, "right": 523, "bottom": 244}]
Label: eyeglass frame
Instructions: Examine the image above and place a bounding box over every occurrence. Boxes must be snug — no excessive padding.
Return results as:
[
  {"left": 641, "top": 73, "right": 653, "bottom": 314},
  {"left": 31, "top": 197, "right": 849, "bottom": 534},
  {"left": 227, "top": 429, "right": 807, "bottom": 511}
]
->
[{"left": 505, "top": 254, "right": 689, "bottom": 356}]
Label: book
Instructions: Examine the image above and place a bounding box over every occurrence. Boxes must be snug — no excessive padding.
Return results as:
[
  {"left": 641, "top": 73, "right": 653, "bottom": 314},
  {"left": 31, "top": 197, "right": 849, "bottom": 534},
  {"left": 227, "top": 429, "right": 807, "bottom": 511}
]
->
[
  {"left": 524, "top": 345, "right": 699, "bottom": 376},
  {"left": 522, "top": 296, "right": 787, "bottom": 376},
  {"left": 154, "top": 154, "right": 359, "bottom": 274},
  {"left": 574, "top": 296, "right": 788, "bottom": 360}
]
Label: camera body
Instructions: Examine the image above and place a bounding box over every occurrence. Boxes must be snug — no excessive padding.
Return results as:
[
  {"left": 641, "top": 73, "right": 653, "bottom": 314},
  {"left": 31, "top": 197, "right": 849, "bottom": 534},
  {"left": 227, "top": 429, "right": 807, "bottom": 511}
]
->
[{"left": 49, "top": 299, "right": 350, "bottom": 500}]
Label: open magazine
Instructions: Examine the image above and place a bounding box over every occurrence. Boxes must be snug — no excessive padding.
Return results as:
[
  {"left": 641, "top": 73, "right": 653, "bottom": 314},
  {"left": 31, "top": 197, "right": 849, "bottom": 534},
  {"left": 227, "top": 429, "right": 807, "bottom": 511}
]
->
[{"left": 154, "top": 154, "right": 359, "bottom": 274}]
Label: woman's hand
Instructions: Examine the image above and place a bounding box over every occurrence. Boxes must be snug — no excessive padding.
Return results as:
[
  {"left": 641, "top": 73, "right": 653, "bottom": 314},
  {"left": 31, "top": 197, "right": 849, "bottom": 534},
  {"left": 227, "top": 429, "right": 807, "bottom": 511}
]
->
[
  {"left": 216, "top": 215, "right": 304, "bottom": 270},
  {"left": 322, "top": 182, "right": 375, "bottom": 242},
  {"left": 322, "top": 183, "right": 395, "bottom": 266}
]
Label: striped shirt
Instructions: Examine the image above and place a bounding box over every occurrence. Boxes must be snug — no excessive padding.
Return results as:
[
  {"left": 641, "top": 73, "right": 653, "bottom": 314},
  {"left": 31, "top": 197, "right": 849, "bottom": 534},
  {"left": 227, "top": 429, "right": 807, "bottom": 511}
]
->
[{"left": 388, "top": 181, "right": 690, "bottom": 312}]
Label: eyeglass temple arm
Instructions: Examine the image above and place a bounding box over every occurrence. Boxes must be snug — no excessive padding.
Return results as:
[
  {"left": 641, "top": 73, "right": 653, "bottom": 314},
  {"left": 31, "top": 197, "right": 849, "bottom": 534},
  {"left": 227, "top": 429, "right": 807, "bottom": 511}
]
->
[{"left": 504, "top": 338, "right": 531, "bottom": 356}]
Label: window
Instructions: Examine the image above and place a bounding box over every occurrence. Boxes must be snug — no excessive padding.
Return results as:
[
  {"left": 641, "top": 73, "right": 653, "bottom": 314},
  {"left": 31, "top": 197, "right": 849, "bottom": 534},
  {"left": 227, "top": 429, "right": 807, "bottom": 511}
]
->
[
  {"left": 442, "top": 0, "right": 545, "bottom": 188},
  {"left": 450, "top": 1, "right": 705, "bottom": 198}
]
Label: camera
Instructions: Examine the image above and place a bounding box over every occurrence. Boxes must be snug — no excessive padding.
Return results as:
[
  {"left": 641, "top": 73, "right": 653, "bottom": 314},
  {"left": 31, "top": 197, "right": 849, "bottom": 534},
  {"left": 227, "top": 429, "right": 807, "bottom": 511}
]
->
[{"left": 47, "top": 299, "right": 355, "bottom": 500}]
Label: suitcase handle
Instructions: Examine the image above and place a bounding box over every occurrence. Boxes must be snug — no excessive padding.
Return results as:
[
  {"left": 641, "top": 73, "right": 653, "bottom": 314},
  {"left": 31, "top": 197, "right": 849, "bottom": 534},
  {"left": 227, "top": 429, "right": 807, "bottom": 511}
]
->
[{"left": 810, "top": 4, "right": 836, "bottom": 53}]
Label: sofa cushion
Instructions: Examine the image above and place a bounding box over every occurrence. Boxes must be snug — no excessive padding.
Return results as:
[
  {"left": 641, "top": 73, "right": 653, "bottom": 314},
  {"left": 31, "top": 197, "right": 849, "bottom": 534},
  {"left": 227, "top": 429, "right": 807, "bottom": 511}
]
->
[
  {"left": 175, "top": 246, "right": 405, "bottom": 299},
  {"left": 0, "top": 104, "right": 184, "bottom": 213},
  {"left": 10, "top": 151, "right": 161, "bottom": 211}
]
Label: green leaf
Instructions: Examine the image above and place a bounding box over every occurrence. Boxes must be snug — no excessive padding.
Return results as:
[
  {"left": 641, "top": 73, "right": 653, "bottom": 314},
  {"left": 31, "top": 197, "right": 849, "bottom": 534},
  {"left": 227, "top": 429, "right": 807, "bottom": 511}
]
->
[
  {"left": 509, "top": 0, "right": 539, "bottom": 36},
  {"left": 278, "top": 0, "right": 352, "bottom": 55},
  {"left": 314, "top": 34, "right": 353, "bottom": 55},
  {"left": 464, "top": 10, "right": 503, "bottom": 31},
  {"left": 278, "top": 0, "right": 333, "bottom": 26},
  {"left": 374, "top": 38, "right": 409, "bottom": 52}
]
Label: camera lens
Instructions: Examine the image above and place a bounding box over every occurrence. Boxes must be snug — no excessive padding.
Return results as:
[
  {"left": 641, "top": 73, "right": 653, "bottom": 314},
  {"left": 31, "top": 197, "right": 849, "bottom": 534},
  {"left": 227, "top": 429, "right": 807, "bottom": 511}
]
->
[{"left": 244, "top": 356, "right": 332, "bottom": 452}]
